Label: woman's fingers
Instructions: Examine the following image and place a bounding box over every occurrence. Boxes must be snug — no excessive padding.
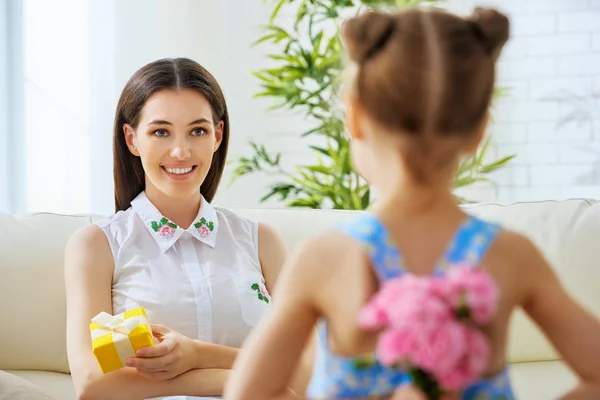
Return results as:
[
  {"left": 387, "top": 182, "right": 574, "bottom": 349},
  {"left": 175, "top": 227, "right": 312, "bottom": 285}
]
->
[{"left": 136, "top": 336, "right": 174, "bottom": 358}]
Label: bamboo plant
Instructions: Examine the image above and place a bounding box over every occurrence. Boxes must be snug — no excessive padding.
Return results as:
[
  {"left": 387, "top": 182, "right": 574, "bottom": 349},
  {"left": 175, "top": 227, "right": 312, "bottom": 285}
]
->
[{"left": 231, "top": 0, "right": 514, "bottom": 209}]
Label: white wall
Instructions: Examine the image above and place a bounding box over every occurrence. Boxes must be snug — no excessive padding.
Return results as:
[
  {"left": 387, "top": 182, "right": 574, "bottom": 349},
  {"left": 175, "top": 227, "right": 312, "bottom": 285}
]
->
[{"left": 454, "top": 0, "right": 600, "bottom": 204}]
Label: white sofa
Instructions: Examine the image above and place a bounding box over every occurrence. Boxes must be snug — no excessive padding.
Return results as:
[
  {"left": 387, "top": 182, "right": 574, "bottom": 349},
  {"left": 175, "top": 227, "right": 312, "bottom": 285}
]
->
[{"left": 1, "top": 199, "right": 599, "bottom": 399}]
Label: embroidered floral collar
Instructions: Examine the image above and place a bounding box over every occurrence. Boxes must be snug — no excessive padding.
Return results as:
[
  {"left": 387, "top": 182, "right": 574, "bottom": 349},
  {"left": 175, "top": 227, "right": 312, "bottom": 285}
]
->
[{"left": 131, "top": 191, "right": 218, "bottom": 252}]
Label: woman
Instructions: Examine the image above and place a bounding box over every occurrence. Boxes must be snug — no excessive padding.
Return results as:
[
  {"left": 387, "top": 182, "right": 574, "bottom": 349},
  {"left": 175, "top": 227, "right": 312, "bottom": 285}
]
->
[{"left": 65, "top": 58, "right": 313, "bottom": 400}]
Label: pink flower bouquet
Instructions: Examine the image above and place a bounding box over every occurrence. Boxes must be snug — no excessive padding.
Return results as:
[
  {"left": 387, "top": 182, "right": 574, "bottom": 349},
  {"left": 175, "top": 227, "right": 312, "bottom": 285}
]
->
[{"left": 358, "top": 267, "right": 499, "bottom": 399}]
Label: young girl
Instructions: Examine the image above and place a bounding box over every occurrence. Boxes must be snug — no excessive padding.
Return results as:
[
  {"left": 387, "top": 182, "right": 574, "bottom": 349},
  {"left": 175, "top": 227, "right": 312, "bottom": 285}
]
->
[{"left": 224, "top": 7, "right": 600, "bottom": 400}]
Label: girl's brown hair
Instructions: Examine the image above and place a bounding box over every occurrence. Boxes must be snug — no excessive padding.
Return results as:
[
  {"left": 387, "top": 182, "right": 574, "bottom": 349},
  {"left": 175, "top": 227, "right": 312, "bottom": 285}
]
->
[
  {"left": 112, "top": 58, "right": 230, "bottom": 211},
  {"left": 342, "top": 7, "right": 509, "bottom": 181}
]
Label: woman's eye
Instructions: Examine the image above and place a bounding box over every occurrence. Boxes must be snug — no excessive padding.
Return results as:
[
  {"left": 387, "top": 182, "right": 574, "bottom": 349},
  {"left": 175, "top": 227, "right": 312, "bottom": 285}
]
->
[
  {"left": 153, "top": 129, "right": 168, "bottom": 137},
  {"left": 191, "top": 128, "right": 207, "bottom": 136}
]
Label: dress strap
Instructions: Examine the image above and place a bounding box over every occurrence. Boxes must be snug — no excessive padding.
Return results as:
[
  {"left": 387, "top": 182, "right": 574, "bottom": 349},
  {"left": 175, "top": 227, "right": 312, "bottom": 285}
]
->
[
  {"left": 337, "top": 215, "right": 404, "bottom": 282},
  {"left": 442, "top": 215, "right": 501, "bottom": 268}
]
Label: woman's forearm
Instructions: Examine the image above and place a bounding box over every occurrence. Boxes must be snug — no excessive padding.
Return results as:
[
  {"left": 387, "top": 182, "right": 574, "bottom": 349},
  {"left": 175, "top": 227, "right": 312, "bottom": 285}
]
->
[
  {"left": 163, "top": 368, "right": 230, "bottom": 397},
  {"left": 195, "top": 340, "right": 239, "bottom": 369},
  {"left": 79, "top": 367, "right": 230, "bottom": 400}
]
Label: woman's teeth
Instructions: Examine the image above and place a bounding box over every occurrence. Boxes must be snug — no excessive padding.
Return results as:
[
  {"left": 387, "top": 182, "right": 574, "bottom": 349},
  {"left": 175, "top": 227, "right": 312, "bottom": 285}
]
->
[{"left": 165, "top": 167, "right": 193, "bottom": 175}]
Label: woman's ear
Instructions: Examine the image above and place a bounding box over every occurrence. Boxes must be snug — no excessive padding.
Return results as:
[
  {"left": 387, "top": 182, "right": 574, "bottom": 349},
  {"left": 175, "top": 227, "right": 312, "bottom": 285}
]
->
[
  {"left": 123, "top": 124, "right": 140, "bottom": 157},
  {"left": 213, "top": 121, "right": 224, "bottom": 152}
]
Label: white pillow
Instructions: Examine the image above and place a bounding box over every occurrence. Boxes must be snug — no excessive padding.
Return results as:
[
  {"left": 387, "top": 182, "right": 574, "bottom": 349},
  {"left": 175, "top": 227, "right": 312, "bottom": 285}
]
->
[{"left": 0, "top": 371, "right": 57, "bottom": 400}]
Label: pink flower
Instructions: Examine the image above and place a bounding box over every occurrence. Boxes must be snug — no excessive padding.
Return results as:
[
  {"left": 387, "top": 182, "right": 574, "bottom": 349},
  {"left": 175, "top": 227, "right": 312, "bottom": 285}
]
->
[
  {"left": 158, "top": 225, "right": 176, "bottom": 238},
  {"left": 386, "top": 290, "right": 451, "bottom": 332},
  {"left": 377, "top": 328, "right": 416, "bottom": 366},
  {"left": 358, "top": 270, "right": 497, "bottom": 395},
  {"left": 359, "top": 275, "right": 452, "bottom": 332},
  {"left": 463, "top": 327, "right": 490, "bottom": 379},
  {"left": 434, "top": 326, "right": 490, "bottom": 390},
  {"left": 358, "top": 303, "right": 388, "bottom": 330},
  {"left": 411, "top": 320, "right": 466, "bottom": 378},
  {"left": 198, "top": 225, "right": 211, "bottom": 238},
  {"left": 445, "top": 267, "right": 499, "bottom": 324}
]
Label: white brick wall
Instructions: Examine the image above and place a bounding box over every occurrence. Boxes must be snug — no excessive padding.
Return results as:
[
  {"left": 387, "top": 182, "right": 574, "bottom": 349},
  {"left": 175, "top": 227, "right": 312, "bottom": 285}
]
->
[{"left": 456, "top": 0, "right": 600, "bottom": 204}]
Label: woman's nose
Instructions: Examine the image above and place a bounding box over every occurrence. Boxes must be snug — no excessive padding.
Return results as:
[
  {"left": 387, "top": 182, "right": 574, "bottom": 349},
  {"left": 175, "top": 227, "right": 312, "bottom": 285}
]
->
[{"left": 170, "top": 138, "right": 191, "bottom": 160}]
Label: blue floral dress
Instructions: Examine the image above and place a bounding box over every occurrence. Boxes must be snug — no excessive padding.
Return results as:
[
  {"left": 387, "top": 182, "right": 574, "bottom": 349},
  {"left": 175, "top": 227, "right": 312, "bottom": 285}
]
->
[{"left": 306, "top": 214, "right": 516, "bottom": 399}]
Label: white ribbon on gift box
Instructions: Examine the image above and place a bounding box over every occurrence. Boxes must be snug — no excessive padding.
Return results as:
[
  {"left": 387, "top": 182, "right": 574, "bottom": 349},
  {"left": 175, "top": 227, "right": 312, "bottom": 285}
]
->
[{"left": 91, "top": 311, "right": 151, "bottom": 367}]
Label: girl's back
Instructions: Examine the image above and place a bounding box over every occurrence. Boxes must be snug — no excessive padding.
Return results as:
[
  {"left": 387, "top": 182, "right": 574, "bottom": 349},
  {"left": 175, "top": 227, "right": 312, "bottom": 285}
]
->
[
  {"left": 305, "top": 209, "right": 524, "bottom": 398},
  {"left": 226, "top": 6, "right": 600, "bottom": 400}
]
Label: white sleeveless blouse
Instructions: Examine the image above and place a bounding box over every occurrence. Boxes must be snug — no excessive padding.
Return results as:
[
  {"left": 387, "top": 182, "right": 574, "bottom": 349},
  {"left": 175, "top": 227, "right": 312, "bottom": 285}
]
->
[{"left": 95, "top": 191, "right": 271, "bottom": 400}]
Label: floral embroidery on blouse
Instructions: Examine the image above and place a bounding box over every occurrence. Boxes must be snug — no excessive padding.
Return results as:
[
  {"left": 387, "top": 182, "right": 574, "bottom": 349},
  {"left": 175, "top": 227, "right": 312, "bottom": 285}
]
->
[
  {"left": 150, "top": 217, "right": 178, "bottom": 238},
  {"left": 194, "top": 217, "right": 215, "bottom": 239},
  {"left": 251, "top": 282, "right": 271, "bottom": 303}
]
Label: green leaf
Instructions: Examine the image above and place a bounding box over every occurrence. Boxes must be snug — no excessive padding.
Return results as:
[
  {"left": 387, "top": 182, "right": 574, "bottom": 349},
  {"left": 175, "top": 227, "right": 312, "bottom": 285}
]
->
[
  {"left": 258, "top": 293, "right": 264, "bottom": 300},
  {"left": 251, "top": 283, "right": 259, "bottom": 290},
  {"left": 150, "top": 221, "right": 160, "bottom": 232},
  {"left": 194, "top": 222, "right": 201, "bottom": 229},
  {"left": 360, "top": 188, "right": 370, "bottom": 209},
  {"left": 160, "top": 217, "right": 168, "bottom": 225},
  {"left": 167, "top": 222, "right": 177, "bottom": 229},
  {"left": 303, "top": 165, "right": 330, "bottom": 174},
  {"left": 269, "top": 0, "right": 287, "bottom": 23},
  {"left": 480, "top": 155, "right": 516, "bottom": 173},
  {"left": 208, "top": 221, "right": 215, "bottom": 231},
  {"left": 309, "top": 145, "right": 331, "bottom": 157}
]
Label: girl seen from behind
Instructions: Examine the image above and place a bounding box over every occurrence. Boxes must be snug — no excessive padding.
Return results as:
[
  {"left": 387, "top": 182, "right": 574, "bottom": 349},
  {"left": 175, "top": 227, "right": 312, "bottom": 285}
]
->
[{"left": 225, "top": 7, "right": 600, "bottom": 400}]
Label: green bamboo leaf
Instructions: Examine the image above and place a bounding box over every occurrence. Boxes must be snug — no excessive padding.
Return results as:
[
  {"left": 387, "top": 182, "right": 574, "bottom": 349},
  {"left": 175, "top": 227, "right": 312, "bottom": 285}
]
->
[
  {"left": 360, "top": 188, "right": 370, "bottom": 209},
  {"left": 480, "top": 155, "right": 516, "bottom": 173},
  {"left": 269, "top": 0, "right": 287, "bottom": 23},
  {"left": 294, "top": 0, "right": 309, "bottom": 29},
  {"left": 302, "top": 165, "right": 330, "bottom": 174},
  {"left": 309, "top": 145, "right": 332, "bottom": 157},
  {"left": 476, "top": 136, "right": 492, "bottom": 164},
  {"left": 454, "top": 176, "right": 479, "bottom": 188}
]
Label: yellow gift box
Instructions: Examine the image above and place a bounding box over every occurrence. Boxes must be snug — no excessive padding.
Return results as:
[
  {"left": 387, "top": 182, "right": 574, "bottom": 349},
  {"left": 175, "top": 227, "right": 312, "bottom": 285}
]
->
[{"left": 90, "top": 307, "right": 154, "bottom": 374}]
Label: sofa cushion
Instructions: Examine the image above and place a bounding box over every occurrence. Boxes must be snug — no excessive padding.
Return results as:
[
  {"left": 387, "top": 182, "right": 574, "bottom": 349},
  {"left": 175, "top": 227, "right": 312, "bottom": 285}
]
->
[
  {"left": 0, "top": 370, "right": 58, "bottom": 400},
  {"left": 3, "top": 370, "right": 76, "bottom": 400},
  {"left": 1, "top": 200, "right": 599, "bottom": 380},
  {"left": 0, "top": 213, "right": 99, "bottom": 373},
  {"left": 509, "top": 361, "right": 577, "bottom": 400}
]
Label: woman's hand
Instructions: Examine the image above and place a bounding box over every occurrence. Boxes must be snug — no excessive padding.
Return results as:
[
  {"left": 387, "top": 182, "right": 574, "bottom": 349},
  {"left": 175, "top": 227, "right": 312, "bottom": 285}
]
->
[{"left": 125, "top": 324, "right": 200, "bottom": 380}]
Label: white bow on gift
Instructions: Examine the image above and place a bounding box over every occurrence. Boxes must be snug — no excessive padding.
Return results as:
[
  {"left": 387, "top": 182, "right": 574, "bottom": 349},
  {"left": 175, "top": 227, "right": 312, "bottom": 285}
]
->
[
  {"left": 91, "top": 312, "right": 142, "bottom": 335},
  {"left": 90, "top": 311, "right": 151, "bottom": 366}
]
